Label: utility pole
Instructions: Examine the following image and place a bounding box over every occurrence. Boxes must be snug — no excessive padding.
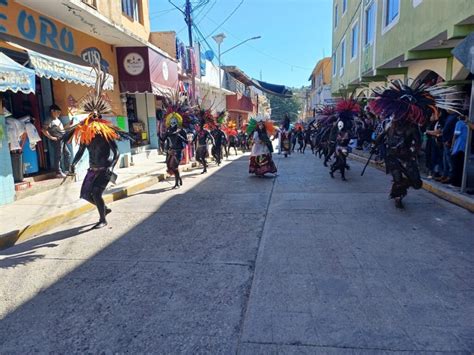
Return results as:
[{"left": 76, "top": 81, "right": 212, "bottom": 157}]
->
[{"left": 184, "top": 0, "right": 196, "bottom": 104}]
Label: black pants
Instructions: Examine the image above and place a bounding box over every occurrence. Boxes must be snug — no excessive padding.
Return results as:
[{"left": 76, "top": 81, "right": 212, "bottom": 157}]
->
[
  {"left": 52, "top": 139, "right": 71, "bottom": 173},
  {"left": 451, "top": 152, "right": 465, "bottom": 187}
]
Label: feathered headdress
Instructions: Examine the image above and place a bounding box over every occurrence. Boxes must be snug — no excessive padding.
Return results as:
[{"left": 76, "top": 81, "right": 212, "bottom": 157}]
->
[
  {"left": 64, "top": 63, "right": 132, "bottom": 144},
  {"left": 315, "top": 105, "right": 337, "bottom": 126},
  {"left": 335, "top": 99, "right": 361, "bottom": 121},
  {"left": 162, "top": 89, "right": 194, "bottom": 129},
  {"left": 368, "top": 79, "right": 463, "bottom": 125},
  {"left": 195, "top": 106, "right": 215, "bottom": 129}
]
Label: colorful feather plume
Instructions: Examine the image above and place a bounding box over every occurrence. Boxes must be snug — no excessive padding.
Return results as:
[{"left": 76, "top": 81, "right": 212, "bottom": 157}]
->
[
  {"left": 216, "top": 110, "right": 227, "bottom": 125},
  {"left": 265, "top": 120, "right": 276, "bottom": 137},
  {"left": 246, "top": 117, "right": 257, "bottom": 135},
  {"left": 64, "top": 61, "right": 132, "bottom": 144},
  {"left": 335, "top": 99, "right": 361, "bottom": 120},
  {"left": 368, "top": 79, "right": 463, "bottom": 125}
]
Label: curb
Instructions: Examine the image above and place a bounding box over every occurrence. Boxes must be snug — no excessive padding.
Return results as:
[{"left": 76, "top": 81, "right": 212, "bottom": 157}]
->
[
  {"left": 349, "top": 153, "right": 474, "bottom": 213},
  {"left": 0, "top": 162, "right": 198, "bottom": 250}
]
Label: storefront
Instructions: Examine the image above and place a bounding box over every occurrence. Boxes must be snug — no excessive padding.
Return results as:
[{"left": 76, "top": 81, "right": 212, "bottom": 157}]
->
[
  {"left": 0, "top": 1, "right": 123, "bottom": 205},
  {"left": 116, "top": 46, "right": 178, "bottom": 150}
]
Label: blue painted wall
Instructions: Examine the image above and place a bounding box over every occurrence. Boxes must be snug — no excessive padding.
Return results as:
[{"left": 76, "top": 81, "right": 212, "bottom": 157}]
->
[{"left": 0, "top": 114, "right": 15, "bottom": 206}]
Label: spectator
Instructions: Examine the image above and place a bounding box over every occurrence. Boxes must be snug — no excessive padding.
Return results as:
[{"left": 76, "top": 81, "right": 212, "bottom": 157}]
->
[
  {"left": 451, "top": 113, "right": 469, "bottom": 187},
  {"left": 425, "top": 113, "right": 443, "bottom": 179},
  {"left": 439, "top": 110, "right": 459, "bottom": 184},
  {"left": 42, "top": 104, "right": 73, "bottom": 178}
]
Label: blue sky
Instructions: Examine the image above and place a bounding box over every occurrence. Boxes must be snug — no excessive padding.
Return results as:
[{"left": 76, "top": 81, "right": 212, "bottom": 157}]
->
[{"left": 149, "top": 0, "right": 333, "bottom": 88}]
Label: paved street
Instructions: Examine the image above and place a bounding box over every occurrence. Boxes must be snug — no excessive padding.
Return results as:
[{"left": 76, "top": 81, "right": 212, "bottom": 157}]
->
[{"left": 1, "top": 153, "right": 473, "bottom": 353}]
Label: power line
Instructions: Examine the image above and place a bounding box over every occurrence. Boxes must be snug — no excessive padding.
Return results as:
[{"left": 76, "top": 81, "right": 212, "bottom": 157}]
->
[
  {"left": 200, "top": 14, "right": 311, "bottom": 71},
  {"left": 204, "top": 0, "right": 244, "bottom": 39}
]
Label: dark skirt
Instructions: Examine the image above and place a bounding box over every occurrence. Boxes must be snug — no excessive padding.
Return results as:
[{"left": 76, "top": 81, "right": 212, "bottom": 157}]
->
[
  {"left": 249, "top": 154, "right": 277, "bottom": 176},
  {"left": 166, "top": 149, "right": 182, "bottom": 175},
  {"left": 80, "top": 168, "right": 110, "bottom": 201},
  {"left": 196, "top": 145, "right": 208, "bottom": 161}
]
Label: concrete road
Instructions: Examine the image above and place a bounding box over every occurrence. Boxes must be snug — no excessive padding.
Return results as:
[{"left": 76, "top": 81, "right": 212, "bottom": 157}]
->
[{"left": 1, "top": 153, "right": 473, "bottom": 353}]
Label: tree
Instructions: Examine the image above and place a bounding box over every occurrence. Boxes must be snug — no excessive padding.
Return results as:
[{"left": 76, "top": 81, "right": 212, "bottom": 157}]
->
[{"left": 268, "top": 93, "right": 302, "bottom": 123}]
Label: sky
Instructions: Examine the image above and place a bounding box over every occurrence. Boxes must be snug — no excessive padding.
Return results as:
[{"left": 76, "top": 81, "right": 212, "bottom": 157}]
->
[{"left": 149, "top": 0, "right": 333, "bottom": 88}]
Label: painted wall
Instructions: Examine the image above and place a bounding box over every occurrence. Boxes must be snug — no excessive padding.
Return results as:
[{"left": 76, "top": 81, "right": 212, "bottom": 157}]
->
[
  {"left": 149, "top": 31, "right": 177, "bottom": 58},
  {"left": 0, "top": 114, "right": 15, "bottom": 206},
  {"left": 97, "top": 0, "right": 151, "bottom": 42},
  {"left": 331, "top": 0, "right": 474, "bottom": 94}
]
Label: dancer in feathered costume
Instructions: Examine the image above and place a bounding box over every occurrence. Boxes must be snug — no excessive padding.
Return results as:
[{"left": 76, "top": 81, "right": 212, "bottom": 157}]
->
[
  {"left": 224, "top": 119, "right": 239, "bottom": 156},
  {"left": 194, "top": 108, "right": 215, "bottom": 174},
  {"left": 163, "top": 111, "right": 188, "bottom": 188},
  {"left": 248, "top": 116, "right": 277, "bottom": 176},
  {"left": 279, "top": 113, "right": 292, "bottom": 156},
  {"left": 369, "top": 79, "right": 462, "bottom": 208},
  {"left": 313, "top": 105, "right": 337, "bottom": 160},
  {"left": 65, "top": 67, "right": 132, "bottom": 229},
  {"left": 329, "top": 99, "right": 360, "bottom": 180}
]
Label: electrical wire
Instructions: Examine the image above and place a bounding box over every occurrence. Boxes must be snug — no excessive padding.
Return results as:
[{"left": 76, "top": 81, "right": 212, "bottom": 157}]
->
[{"left": 204, "top": 0, "right": 244, "bottom": 39}]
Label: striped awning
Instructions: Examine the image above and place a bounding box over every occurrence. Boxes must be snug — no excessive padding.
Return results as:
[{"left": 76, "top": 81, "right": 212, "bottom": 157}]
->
[{"left": 0, "top": 52, "right": 35, "bottom": 94}]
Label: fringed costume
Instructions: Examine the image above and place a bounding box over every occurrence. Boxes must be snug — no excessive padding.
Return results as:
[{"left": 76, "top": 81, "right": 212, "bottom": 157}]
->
[
  {"left": 329, "top": 99, "right": 360, "bottom": 180},
  {"left": 65, "top": 76, "right": 132, "bottom": 228},
  {"left": 195, "top": 108, "right": 215, "bottom": 174},
  {"left": 369, "top": 80, "right": 462, "bottom": 208},
  {"left": 163, "top": 112, "right": 188, "bottom": 188}
]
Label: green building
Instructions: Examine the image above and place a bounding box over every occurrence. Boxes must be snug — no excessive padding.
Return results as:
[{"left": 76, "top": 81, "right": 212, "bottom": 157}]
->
[{"left": 331, "top": 0, "right": 474, "bottom": 96}]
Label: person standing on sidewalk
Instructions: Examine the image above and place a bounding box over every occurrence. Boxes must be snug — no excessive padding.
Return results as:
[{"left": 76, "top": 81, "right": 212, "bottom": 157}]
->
[
  {"left": 440, "top": 110, "right": 460, "bottom": 184},
  {"left": 42, "top": 104, "right": 73, "bottom": 178},
  {"left": 451, "top": 113, "right": 469, "bottom": 187}
]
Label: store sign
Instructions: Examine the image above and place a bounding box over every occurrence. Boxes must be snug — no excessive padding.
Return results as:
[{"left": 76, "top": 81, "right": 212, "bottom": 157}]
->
[
  {"left": 0, "top": 1, "right": 75, "bottom": 53},
  {"left": 81, "top": 47, "right": 110, "bottom": 73},
  {"left": 123, "top": 52, "right": 145, "bottom": 76}
]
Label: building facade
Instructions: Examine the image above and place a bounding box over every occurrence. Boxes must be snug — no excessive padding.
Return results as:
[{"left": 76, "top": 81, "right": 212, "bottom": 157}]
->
[
  {"left": 0, "top": 0, "right": 173, "bottom": 205},
  {"left": 308, "top": 57, "right": 332, "bottom": 113},
  {"left": 331, "top": 0, "right": 474, "bottom": 96}
]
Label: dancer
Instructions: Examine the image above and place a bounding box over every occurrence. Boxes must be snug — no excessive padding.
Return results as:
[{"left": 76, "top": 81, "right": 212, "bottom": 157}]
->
[
  {"left": 65, "top": 69, "right": 131, "bottom": 228},
  {"left": 211, "top": 124, "right": 226, "bottom": 165},
  {"left": 195, "top": 110, "right": 214, "bottom": 174},
  {"left": 329, "top": 99, "right": 360, "bottom": 180},
  {"left": 248, "top": 117, "right": 277, "bottom": 177},
  {"left": 369, "top": 80, "right": 462, "bottom": 208},
  {"left": 163, "top": 112, "right": 188, "bottom": 188}
]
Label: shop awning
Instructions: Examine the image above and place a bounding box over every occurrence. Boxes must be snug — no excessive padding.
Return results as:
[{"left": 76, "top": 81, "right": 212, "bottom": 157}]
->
[
  {"left": 0, "top": 52, "right": 35, "bottom": 94},
  {"left": 251, "top": 79, "right": 293, "bottom": 98},
  {"left": 27, "top": 49, "right": 114, "bottom": 90},
  {"left": 223, "top": 66, "right": 293, "bottom": 98}
]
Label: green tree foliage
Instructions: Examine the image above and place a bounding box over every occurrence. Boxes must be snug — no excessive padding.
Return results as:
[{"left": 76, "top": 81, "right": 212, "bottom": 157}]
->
[{"left": 269, "top": 93, "right": 302, "bottom": 123}]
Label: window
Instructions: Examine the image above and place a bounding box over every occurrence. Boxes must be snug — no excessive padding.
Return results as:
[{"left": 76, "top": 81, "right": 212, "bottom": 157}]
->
[
  {"left": 365, "top": 2, "right": 375, "bottom": 46},
  {"left": 340, "top": 38, "right": 346, "bottom": 75},
  {"left": 385, "top": 0, "right": 400, "bottom": 27},
  {"left": 342, "top": 0, "right": 347, "bottom": 14},
  {"left": 122, "top": 0, "right": 140, "bottom": 22},
  {"left": 332, "top": 53, "right": 337, "bottom": 76},
  {"left": 351, "top": 22, "right": 359, "bottom": 59},
  {"left": 334, "top": 5, "right": 339, "bottom": 28},
  {"left": 82, "top": 0, "right": 97, "bottom": 8}
]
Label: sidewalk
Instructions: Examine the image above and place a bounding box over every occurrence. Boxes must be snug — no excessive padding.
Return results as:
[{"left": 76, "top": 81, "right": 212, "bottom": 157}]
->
[
  {"left": 349, "top": 149, "right": 474, "bottom": 213},
  {"left": 0, "top": 153, "right": 196, "bottom": 249}
]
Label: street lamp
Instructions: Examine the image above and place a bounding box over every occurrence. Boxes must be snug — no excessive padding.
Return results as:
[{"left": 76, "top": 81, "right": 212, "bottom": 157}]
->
[
  {"left": 212, "top": 33, "right": 226, "bottom": 90},
  {"left": 212, "top": 34, "right": 261, "bottom": 89}
]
